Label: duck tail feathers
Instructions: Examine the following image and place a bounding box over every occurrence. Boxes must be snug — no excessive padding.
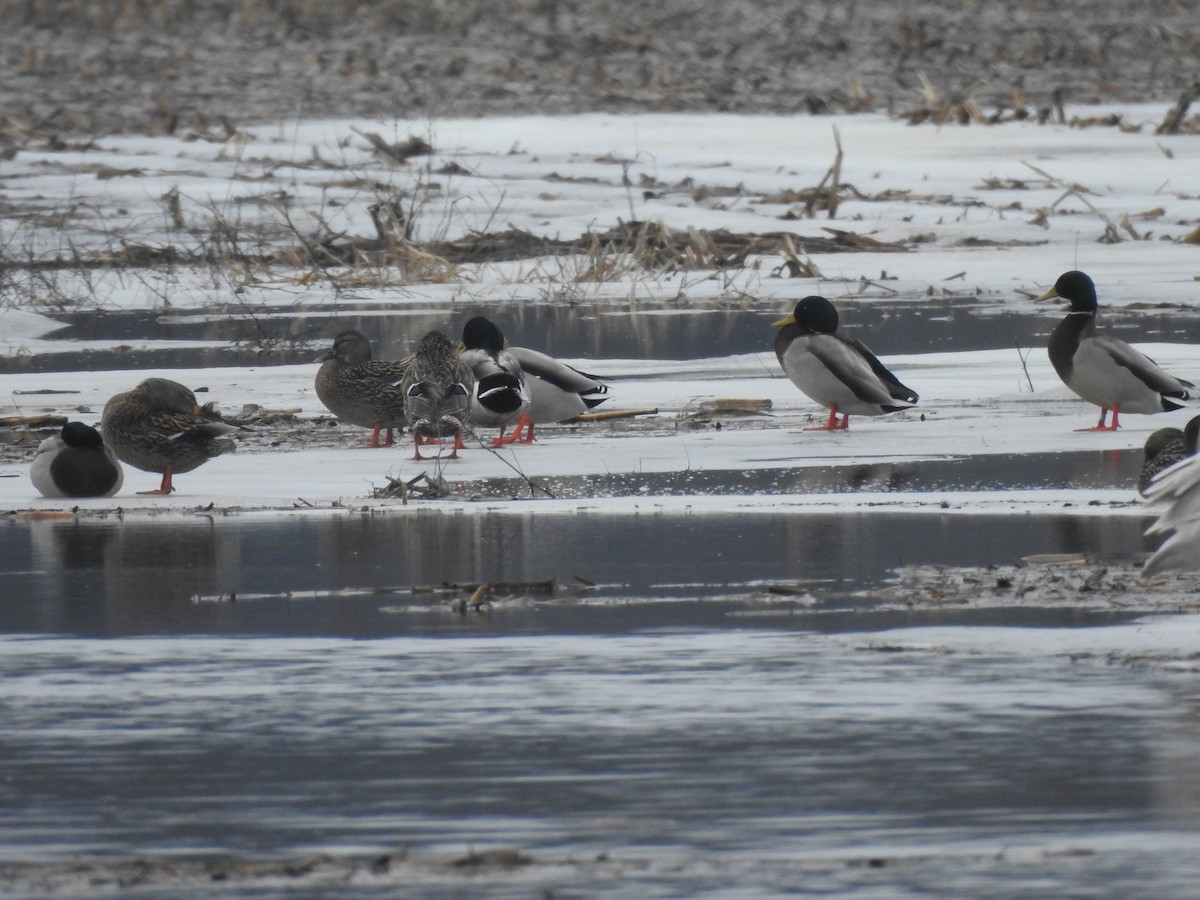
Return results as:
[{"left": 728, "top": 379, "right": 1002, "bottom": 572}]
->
[{"left": 1161, "top": 390, "right": 1200, "bottom": 413}]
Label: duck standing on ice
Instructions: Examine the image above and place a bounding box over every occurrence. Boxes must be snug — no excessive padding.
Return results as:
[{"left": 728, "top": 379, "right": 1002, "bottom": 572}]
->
[
  {"left": 772, "top": 295, "right": 918, "bottom": 430},
  {"left": 101, "top": 378, "right": 237, "bottom": 494},
  {"left": 314, "top": 329, "right": 409, "bottom": 448},
  {"left": 401, "top": 330, "right": 475, "bottom": 460},
  {"left": 1037, "top": 270, "right": 1194, "bottom": 431},
  {"left": 459, "top": 316, "right": 531, "bottom": 447}
]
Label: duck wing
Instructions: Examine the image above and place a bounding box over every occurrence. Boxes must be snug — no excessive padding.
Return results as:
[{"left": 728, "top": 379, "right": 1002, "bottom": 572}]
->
[
  {"left": 462, "top": 348, "right": 529, "bottom": 417},
  {"left": 842, "top": 336, "right": 919, "bottom": 404},
  {"left": 1145, "top": 453, "right": 1200, "bottom": 535},
  {"left": 1089, "top": 335, "right": 1194, "bottom": 397},
  {"left": 357, "top": 358, "right": 409, "bottom": 383},
  {"left": 343, "top": 360, "right": 410, "bottom": 405},
  {"left": 1144, "top": 451, "right": 1200, "bottom": 575},
  {"left": 507, "top": 347, "right": 608, "bottom": 393},
  {"left": 806, "top": 336, "right": 917, "bottom": 407}
]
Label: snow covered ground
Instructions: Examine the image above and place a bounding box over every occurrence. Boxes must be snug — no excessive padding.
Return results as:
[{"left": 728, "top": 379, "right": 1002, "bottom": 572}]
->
[{"left": 2, "top": 105, "right": 1198, "bottom": 517}]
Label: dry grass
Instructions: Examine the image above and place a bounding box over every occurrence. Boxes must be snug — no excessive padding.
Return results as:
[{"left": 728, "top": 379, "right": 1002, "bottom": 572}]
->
[{"left": 2, "top": 1, "right": 1199, "bottom": 140}]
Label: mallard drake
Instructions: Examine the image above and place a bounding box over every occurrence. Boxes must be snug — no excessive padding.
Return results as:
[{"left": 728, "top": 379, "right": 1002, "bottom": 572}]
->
[
  {"left": 772, "top": 296, "right": 918, "bottom": 430},
  {"left": 460, "top": 316, "right": 531, "bottom": 446},
  {"left": 30, "top": 421, "right": 124, "bottom": 498},
  {"left": 508, "top": 346, "right": 609, "bottom": 441},
  {"left": 315, "top": 329, "right": 409, "bottom": 448},
  {"left": 401, "top": 330, "right": 474, "bottom": 460},
  {"left": 100, "top": 378, "right": 237, "bottom": 494},
  {"left": 1037, "top": 270, "right": 1194, "bottom": 431}
]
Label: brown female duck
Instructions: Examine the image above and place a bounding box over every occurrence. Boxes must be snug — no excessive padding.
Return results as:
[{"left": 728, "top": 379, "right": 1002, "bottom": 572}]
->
[
  {"left": 101, "top": 378, "right": 237, "bottom": 494},
  {"left": 315, "top": 330, "right": 410, "bottom": 448}
]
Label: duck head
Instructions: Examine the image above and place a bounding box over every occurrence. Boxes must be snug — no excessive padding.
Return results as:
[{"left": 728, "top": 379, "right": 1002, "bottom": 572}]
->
[
  {"left": 60, "top": 421, "right": 106, "bottom": 450},
  {"left": 137, "top": 377, "right": 203, "bottom": 415},
  {"left": 316, "top": 330, "right": 373, "bottom": 364},
  {"left": 1035, "top": 270, "right": 1098, "bottom": 313},
  {"left": 772, "top": 296, "right": 839, "bottom": 334},
  {"left": 462, "top": 316, "right": 507, "bottom": 352}
]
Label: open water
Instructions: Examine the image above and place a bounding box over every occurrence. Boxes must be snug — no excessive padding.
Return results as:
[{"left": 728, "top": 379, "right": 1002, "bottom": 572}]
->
[{"left": 4, "top": 510, "right": 1199, "bottom": 897}]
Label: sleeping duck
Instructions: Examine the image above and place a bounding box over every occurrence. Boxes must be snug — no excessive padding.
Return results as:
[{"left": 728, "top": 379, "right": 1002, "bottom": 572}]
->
[
  {"left": 31, "top": 421, "right": 124, "bottom": 498},
  {"left": 1139, "top": 414, "right": 1200, "bottom": 497},
  {"left": 100, "top": 378, "right": 237, "bottom": 494},
  {"left": 1143, "top": 417, "right": 1200, "bottom": 575}
]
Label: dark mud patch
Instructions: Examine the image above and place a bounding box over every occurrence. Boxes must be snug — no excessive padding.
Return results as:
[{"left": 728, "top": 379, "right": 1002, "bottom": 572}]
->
[
  {"left": 0, "top": 841, "right": 1107, "bottom": 898},
  {"left": 846, "top": 553, "right": 1200, "bottom": 618},
  {"left": 471, "top": 450, "right": 1143, "bottom": 500}
]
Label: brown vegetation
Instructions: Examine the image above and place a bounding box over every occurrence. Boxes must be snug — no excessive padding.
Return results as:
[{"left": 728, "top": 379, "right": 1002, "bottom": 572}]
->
[{"left": 2, "top": 1, "right": 1199, "bottom": 139}]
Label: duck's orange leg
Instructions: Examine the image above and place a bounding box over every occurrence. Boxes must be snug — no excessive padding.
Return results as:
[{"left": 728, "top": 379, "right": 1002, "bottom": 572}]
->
[
  {"left": 499, "top": 414, "right": 533, "bottom": 444},
  {"left": 365, "top": 424, "right": 397, "bottom": 448},
  {"left": 1078, "top": 406, "right": 1120, "bottom": 432},
  {"left": 138, "top": 467, "right": 175, "bottom": 495},
  {"left": 413, "top": 431, "right": 465, "bottom": 459},
  {"left": 806, "top": 406, "right": 849, "bottom": 431}
]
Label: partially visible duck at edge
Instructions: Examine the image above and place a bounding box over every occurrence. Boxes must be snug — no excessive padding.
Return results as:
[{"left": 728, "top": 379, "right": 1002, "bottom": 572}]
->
[
  {"left": 1139, "top": 414, "right": 1200, "bottom": 497},
  {"left": 1142, "top": 416, "right": 1200, "bottom": 576}
]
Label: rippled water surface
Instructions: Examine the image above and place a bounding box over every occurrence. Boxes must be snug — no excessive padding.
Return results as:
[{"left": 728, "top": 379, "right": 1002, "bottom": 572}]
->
[{"left": 4, "top": 510, "right": 1199, "bottom": 896}]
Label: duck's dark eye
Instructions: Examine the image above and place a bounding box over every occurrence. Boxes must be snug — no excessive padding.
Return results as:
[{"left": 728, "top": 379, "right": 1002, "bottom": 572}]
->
[
  {"left": 450, "top": 383, "right": 470, "bottom": 397},
  {"left": 407, "top": 383, "right": 428, "bottom": 398}
]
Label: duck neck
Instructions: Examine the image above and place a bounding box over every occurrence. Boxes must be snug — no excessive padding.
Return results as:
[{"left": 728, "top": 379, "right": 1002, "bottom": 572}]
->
[{"left": 1048, "top": 310, "right": 1094, "bottom": 381}]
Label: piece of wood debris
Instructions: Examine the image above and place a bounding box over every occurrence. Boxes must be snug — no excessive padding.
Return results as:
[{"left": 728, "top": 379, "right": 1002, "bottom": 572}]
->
[
  {"left": 575, "top": 408, "right": 658, "bottom": 422},
  {"left": 0, "top": 414, "right": 70, "bottom": 427},
  {"left": 373, "top": 471, "right": 452, "bottom": 501},
  {"left": 821, "top": 227, "right": 907, "bottom": 251},
  {"left": 680, "top": 398, "right": 773, "bottom": 417}
]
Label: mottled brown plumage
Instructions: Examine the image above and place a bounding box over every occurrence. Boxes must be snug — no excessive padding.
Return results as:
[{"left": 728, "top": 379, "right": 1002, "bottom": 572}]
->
[
  {"left": 401, "top": 331, "right": 474, "bottom": 459},
  {"left": 101, "top": 378, "right": 237, "bottom": 494},
  {"left": 314, "top": 330, "right": 410, "bottom": 448}
]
